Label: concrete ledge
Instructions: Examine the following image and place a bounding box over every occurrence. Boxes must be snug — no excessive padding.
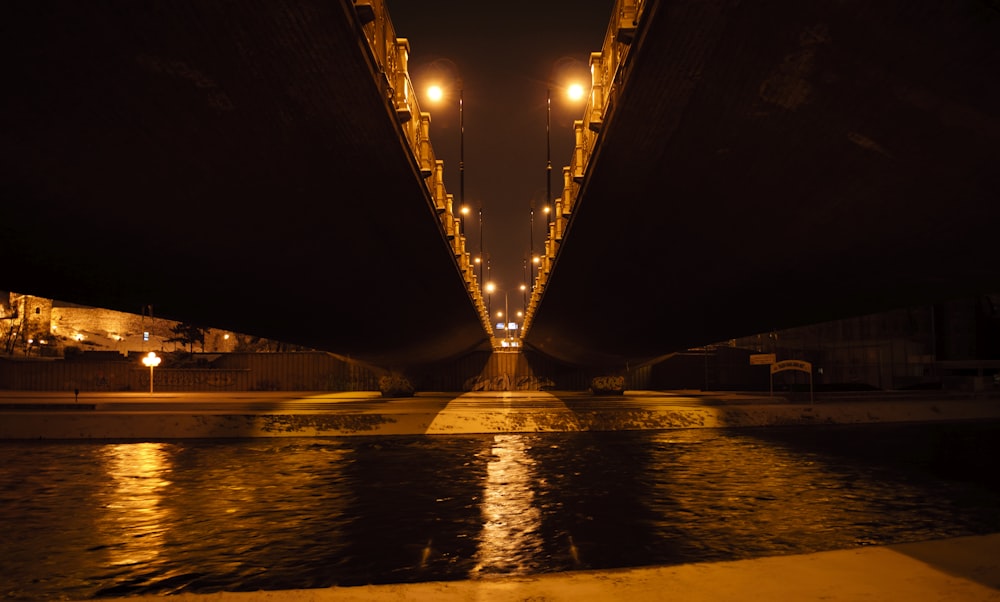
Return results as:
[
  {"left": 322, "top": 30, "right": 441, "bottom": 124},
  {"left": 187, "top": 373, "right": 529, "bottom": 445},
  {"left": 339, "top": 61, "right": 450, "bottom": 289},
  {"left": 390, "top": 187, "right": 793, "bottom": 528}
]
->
[
  {"left": 85, "top": 533, "right": 1000, "bottom": 602},
  {"left": 2, "top": 391, "right": 1000, "bottom": 439}
]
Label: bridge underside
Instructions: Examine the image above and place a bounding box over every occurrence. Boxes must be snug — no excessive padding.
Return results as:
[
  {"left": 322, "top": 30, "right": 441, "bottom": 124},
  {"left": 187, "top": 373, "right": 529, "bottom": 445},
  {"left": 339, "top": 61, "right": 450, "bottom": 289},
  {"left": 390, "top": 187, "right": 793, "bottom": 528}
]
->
[
  {"left": 525, "top": 0, "right": 1000, "bottom": 366},
  {"left": 2, "top": 2, "right": 488, "bottom": 366},
  {"left": 3, "top": 0, "right": 998, "bottom": 371}
]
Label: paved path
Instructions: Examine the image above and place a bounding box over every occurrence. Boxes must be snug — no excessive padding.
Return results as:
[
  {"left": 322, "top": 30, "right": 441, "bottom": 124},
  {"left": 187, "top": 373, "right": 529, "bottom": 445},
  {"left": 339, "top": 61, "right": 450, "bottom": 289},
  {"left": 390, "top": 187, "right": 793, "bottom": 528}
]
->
[{"left": 2, "top": 390, "right": 999, "bottom": 439}]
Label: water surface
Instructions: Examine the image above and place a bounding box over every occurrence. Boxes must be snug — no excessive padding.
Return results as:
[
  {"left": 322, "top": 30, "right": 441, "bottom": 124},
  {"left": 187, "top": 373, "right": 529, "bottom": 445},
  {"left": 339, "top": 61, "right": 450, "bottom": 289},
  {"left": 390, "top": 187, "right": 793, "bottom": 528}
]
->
[{"left": 1, "top": 422, "right": 998, "bottom": 600}]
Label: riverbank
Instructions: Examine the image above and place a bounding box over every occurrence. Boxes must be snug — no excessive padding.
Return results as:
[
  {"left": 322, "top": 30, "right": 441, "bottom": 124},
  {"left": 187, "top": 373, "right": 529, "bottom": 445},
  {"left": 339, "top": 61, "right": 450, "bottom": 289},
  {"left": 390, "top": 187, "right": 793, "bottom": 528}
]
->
[
  {"left": 2, "top": 389, "right": 999, "bottom": 439},
  {"left": 86, "top": 533, "right": 1000, "bottom": 602}
]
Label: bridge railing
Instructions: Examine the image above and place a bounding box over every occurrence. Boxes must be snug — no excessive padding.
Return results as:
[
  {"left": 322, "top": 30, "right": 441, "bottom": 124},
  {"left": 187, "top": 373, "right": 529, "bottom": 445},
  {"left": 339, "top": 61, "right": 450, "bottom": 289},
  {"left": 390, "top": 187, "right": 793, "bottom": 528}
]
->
[
  {"left": 352, "top": 0, "right": 492, "bottom": 334},
  {"left": 524, "top": 0, "right": 648, "bottom": 336}
]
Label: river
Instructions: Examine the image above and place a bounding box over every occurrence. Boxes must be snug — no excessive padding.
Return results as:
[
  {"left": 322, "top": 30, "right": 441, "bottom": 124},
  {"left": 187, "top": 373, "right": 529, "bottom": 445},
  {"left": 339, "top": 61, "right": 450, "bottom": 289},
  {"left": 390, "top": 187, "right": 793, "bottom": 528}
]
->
[{"left": 2, "top": 421, "right": 999, "bottom": 600}]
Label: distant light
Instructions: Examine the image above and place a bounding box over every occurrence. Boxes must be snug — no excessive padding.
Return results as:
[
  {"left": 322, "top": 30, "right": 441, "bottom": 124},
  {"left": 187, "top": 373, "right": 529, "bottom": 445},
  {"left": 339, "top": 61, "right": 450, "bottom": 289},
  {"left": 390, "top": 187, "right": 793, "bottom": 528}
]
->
[
  {"left": 501, "top": 340, "right": 510, "bottom": 348},
  {"left": 142, "top": 352, "right": 161, "bottom": 395},
  {"left": 223, "top": 334, "right": 230, "bottom": 340},
  {"left": 73, "top": 333, "right": 85, "bottom": 341},
  {"left": 496, "top": 322, "right": 506, "bottom": 329},
  {"left": 427, "top": 85, "right": 444, "bottom": 102},
  {"left": 485, "top": 282, "right": 496, "bottom": 294},
  {"left": 567, "top": 83, "right": 586, "bottom": 101},
  {"left": 143, "top": 331, "right": 149, "bottom": 341},
  {"left": 460, "top": 205, "right": 470, "bottom": 216},
  {"left": 508, "top": 322, "right": 517, "bottom": 330}
]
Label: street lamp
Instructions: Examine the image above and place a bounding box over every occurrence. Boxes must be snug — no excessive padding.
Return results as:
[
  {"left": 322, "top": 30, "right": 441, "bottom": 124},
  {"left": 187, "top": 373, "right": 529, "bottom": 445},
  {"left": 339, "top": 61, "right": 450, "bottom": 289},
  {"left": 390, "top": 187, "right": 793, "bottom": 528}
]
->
[
  {"left": 485, "top": 280, "right": 496, "bottom": 318},
  {"left": 545, "top": 78, "right": 589, "bottom": 221},
  {"left": 142, "top": 351, "right": 161, "bottom": 395},
  {"left": 546, "top": 87, "right": 552, "bottom": 224},
  {"left": 460, "top": 204, "right": 470, "bottom": 234},
  {"left": 425, "top": 72, "right": 468, "bottom": 226}
]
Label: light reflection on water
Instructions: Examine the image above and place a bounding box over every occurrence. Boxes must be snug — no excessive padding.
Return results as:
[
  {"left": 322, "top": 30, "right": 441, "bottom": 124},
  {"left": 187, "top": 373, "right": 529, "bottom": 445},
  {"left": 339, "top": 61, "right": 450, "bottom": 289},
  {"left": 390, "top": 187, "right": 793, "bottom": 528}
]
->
[
  {"left": 97, "top": 443, "right": 173, "bottom": 569},
  {"left": 472, "top": 434, "right": 543, "bottom": 576},
  {"left": 1, "top": 422, "right": 998, "bottom": 600}
]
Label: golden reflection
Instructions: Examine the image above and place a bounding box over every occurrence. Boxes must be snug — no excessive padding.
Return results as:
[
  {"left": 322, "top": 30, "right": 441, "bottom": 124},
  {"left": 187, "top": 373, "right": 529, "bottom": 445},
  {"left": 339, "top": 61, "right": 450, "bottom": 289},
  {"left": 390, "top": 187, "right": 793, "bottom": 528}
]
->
[
  {"left": 97, "top": 442, "right": 174, "bottom": 567},
  {"left": 173, "top": 446, "right": 352, "bottom": 549},
  {"left": 472, "top": 434, "right": 542, "bottom": 576}
]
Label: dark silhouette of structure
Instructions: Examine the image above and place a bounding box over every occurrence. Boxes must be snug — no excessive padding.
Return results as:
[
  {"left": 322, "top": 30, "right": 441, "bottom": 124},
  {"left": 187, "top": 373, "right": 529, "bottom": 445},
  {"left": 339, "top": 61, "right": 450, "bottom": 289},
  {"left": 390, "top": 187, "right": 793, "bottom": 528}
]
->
[{"left": 3, "top": 0, "right": 998, "bottom": 370}]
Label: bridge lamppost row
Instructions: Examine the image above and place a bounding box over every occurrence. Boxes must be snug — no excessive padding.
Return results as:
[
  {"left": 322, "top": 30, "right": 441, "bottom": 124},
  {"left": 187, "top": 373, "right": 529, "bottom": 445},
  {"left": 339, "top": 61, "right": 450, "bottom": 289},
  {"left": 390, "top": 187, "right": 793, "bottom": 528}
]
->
[{"left": 494, "top": 293, "right": 523, "bottom": 348}]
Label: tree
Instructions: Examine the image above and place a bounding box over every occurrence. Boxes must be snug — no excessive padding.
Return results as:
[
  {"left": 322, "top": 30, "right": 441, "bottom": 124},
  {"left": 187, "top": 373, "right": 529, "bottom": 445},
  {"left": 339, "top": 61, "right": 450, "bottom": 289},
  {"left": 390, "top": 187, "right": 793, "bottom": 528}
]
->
[{"left": 165, "top": 322, "right": 206, "bottom": 353}]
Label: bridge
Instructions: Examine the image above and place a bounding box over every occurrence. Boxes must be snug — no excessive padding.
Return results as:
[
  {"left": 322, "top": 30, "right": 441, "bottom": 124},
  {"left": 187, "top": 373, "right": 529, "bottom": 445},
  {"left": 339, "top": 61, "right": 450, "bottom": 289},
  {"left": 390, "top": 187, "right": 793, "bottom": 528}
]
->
[{"left": 3, "top": 0, "right": 999, "bottom": 371}]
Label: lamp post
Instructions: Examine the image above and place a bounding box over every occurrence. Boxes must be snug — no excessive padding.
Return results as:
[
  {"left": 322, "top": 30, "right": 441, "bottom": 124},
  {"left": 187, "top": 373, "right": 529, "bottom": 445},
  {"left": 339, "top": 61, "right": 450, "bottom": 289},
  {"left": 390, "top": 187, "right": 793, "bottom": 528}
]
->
[
  {"left": 529, "top": 199, "right": 535, "bottom": 274},
  {"left": 142, "top": 351, "right": 161, "bottom": 395},
  {"left": 546, "top": 87, "right": 552, "bottom": 224},
  {"left": 485, "top": 281, "right": 495, "bottom": 321},
  {"left": 426, "top": 70, "right": 468, "bottom": 227},
  {"left": 459, "top": 82, "right": 465, "bottom": 221},
  {"left": 478, "top": 206, "right": 486, "bottom": 286},
  {"left": 544, "top": 79, "right": 588, "bottom": 221},
  {"left": 460, "top": 204, "right": 470, "bottom": 234}
]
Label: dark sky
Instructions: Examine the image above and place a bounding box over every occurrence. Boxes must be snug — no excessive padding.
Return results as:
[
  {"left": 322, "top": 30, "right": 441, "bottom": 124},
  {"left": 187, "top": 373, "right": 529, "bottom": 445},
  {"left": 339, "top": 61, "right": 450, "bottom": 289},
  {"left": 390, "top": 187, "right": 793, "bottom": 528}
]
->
[{"left": 385, "top": 1, "right": 614, "bottom": 317}]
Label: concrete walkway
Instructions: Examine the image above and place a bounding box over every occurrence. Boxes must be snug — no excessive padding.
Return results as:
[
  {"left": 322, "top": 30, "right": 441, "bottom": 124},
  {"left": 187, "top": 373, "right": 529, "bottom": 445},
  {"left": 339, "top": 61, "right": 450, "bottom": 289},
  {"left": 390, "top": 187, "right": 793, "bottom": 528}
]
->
[
  {"left": 1, "top": 389, "right": 999, "bottom": 439},
  {"left": 88, "top": 533, "right": 1000, "bottom": 601}
]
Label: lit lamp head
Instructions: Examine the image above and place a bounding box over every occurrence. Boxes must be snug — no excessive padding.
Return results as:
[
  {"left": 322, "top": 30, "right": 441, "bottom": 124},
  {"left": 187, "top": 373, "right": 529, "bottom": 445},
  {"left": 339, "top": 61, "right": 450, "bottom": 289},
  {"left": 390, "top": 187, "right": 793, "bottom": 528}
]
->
[
  {"left": 566, "top": 82, "right": 586, "bottom": 102},
  {"left": 142, "top": 351, "right": 161, "bottom": 368},
  {"left": 427, "top": 85, "right": 443, "bottom": 102}
]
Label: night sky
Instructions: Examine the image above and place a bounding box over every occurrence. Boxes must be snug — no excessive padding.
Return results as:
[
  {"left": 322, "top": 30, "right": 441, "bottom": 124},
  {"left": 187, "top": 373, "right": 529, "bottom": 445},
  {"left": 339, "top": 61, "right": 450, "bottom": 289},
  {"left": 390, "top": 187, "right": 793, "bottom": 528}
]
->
[{"left": 385, "top": 1, "right": 614, "bottom": 315}]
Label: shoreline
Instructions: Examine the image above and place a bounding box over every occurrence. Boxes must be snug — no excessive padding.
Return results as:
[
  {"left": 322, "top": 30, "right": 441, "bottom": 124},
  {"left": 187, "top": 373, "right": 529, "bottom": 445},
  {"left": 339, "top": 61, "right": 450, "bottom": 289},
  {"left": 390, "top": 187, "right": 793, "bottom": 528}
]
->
[
  {"left": 85, "top": 533, "right": 1000, "bottom": 602},
  {"left": 2, "top": 389, "right": 999, "bottom": 439}
]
